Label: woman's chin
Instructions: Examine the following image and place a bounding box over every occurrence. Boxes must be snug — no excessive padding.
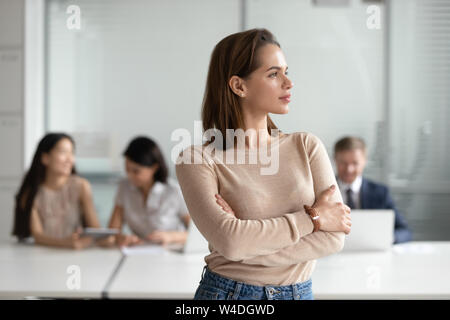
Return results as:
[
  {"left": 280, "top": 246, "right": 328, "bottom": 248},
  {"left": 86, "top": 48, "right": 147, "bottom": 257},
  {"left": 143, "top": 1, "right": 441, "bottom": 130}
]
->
[
  {"left": 271, "top": 105, "right": 289, "bottom": 115},
  {"left": 56, "top": 170, "right": 72, "bottom": 177}
]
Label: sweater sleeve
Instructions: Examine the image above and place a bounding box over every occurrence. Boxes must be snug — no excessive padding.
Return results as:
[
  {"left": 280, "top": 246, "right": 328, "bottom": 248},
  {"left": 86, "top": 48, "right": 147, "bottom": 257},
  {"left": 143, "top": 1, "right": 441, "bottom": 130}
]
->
[
  {"left": 175, "top": 145, "right": 315, "bottom": 262},
  {"left": 241, "top": 133, "right": 346, "bottom": 266}
]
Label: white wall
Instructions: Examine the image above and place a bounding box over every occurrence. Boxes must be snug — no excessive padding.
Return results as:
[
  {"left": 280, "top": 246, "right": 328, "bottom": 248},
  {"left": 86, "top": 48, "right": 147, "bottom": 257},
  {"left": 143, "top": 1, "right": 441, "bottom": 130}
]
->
[
  {"left": 45, "top": 0, "right": 385, "bottom": 182},
  {"left": 44, "top": 0, "right": 243, "bottom": 224},
  {"left": 247, "top": 0, "right": 385, "bottom": 177},
  {"left": 388, "top": 0, "right": 450, "bottom": 240},
  {"left": 46, "top": 0, "right": 242, "bottom": 178},
  {"left": 0, "top": 0, "right": 25, "bottom": 242},
  {"left": 24, "top": 0, "right": 45, "bottom": 170}
]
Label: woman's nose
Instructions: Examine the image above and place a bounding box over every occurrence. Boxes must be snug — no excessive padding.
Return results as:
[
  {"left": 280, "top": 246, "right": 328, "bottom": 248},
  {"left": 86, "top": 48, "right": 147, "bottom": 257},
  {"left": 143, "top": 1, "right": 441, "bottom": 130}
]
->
[{"left": 283, "top": 76, "right": 293, "bottom": 89}]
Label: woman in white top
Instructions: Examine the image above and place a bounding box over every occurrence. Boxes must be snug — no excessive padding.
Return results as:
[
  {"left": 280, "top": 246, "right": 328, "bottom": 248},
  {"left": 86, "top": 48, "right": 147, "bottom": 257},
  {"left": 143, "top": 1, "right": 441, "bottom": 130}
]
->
[{"left": 106, "top": 136, "right": 190, "bottom": 247}]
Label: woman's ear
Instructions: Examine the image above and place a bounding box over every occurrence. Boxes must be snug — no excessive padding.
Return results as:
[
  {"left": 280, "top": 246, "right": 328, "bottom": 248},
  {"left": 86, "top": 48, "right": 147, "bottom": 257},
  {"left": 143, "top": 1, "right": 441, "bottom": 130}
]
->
[
  {"left": 41, "top": 153, "right": 49, "bottom": 166},
  {"left": 228, "top": 75, "right": 247, "bottom": 98},
  {"left": 151, "top": 163, "right": 160, "bottom": 173}
]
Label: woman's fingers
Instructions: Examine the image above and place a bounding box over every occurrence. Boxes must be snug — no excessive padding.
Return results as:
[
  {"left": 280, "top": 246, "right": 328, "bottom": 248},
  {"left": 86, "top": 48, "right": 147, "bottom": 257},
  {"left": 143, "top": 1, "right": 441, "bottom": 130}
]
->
[
  {"left": 344, "top": 205, "right": 351, "bottom": 214},
  {"left": 336, "top": 202, "right": 351, "bottom": 215},
  {"left": 148, "top": 231, "right": 167, "bottom": 244},
  {"left": 215, "top": 194, "right": 233, "bottom": 213},
  {"left": 345, "top": 226, "right": 351, "bottom": 235},
  {"left": 318, "top": 185, "right": 336, "bottom": 202},
  {"left": 129, "top": 235, "right": 141, "bottom": 246},
  {"left": 122, "top": 235, "right": 133, "bottom": 247},
  {"left": 217, "top": 199, "right": 230, "bottom": 211},
  {"left": 344, "top": 218, "right": 352, "bottom": 234},
  {"left": 120, "top": 238, "right": 128, "bottom": 247},
  {"left": 97, "top": 236, "right": 114, "bottom": 247},
  {"left": 219, "top": 197, "right": 231, "bottom": 211},
  {"left": 148, "top": 231, "right": 172, "bottom": 245},
  {"left": 116, "top": 235, "right": 124, "bottom": 247},
  {"left": 147, "top": 233, "right": 160, "bottom": 242}
]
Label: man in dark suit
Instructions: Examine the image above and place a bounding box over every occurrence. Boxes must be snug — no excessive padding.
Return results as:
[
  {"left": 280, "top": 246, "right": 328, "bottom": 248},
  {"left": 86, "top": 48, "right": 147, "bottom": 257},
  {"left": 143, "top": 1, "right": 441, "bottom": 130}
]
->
[{"left": 334, "top": 136, "right": 412, "bottom": 244}]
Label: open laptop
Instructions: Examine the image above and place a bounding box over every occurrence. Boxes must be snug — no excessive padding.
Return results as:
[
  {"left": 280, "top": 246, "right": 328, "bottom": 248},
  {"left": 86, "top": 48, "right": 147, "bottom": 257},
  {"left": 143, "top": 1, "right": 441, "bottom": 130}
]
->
[
  {"left": 342, "top": 209, "right": 395, "bottom": 252},
  {"left": 167, "top": 220, "right": 209, "bottom": 254}
]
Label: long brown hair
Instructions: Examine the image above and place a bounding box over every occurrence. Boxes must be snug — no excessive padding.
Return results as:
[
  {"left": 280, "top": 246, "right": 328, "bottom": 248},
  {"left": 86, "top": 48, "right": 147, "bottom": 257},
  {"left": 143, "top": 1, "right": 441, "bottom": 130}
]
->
[
  {"left": 201, "top": 28, "right": 281, "bottom": 148},
  {"left": 12, "top": 133, "right": 77, "bottom": 240}
]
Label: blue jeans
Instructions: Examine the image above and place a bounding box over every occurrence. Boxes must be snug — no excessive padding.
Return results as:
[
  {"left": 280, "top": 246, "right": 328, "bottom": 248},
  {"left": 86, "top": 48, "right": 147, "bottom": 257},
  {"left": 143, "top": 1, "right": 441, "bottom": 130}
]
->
[{"left": 194, "top": 266, "right": 314, "bottom": 300}]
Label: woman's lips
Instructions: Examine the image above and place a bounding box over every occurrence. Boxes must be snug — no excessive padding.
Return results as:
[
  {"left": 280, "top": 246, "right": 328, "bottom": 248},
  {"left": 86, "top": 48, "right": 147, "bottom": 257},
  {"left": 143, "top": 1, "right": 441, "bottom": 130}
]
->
[{"left": 279, "top": 94, "right": 291, "bottom": 103}]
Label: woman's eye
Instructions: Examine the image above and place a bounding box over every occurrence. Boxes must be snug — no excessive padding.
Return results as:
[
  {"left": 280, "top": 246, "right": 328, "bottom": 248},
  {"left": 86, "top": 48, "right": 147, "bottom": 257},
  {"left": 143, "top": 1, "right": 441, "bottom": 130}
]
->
[
  {"left": 285, "top": 71, "right": 289, "bottom": 76},
  {"left": 269, "top": 72, "right": 277, "bottom": 78}
]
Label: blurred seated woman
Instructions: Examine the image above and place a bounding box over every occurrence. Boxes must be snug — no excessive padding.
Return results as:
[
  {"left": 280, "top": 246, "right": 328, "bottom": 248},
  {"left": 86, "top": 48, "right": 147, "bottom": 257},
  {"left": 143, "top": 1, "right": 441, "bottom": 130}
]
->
[
  {"left": 12, "top": 133, "right": 101, "bottom": 249},
  {"left": 104, "top": 136, "right": 190, "bottom": 247}
]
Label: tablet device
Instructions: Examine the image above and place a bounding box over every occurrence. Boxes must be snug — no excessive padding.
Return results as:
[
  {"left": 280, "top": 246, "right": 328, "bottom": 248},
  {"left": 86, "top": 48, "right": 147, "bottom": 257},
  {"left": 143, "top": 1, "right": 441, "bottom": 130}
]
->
[{"left": 82, "top": 228, "right": 119, "bottom": 239}]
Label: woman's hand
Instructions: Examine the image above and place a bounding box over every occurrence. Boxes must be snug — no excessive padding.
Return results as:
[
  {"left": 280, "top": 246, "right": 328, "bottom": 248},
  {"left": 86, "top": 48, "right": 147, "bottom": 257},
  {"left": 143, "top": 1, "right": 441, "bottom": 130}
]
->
[
  {"left": 96, "top": 235, "right": 116, "bottom": 248},
  {"left": 215, "top": 194, "right": 235, "bottom": 216},
  {"left": 146, "top": 231, "right": 175, "bottom": 246},
  {"left": 116, "top": 234, "right": 143, "bottom": 247},
  {"left": 311, "top": 185, "right": 352, "bottom": 234},
  {"left": 67, "top": 230, "right": 94, "bottom": 250}
]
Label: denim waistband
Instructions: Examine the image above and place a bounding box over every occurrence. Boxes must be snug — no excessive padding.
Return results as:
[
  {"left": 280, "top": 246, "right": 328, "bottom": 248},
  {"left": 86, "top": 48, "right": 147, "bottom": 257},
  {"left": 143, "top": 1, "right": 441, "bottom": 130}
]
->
[{"left": 200, "top": 266, "right": 312, "bottom": 298}]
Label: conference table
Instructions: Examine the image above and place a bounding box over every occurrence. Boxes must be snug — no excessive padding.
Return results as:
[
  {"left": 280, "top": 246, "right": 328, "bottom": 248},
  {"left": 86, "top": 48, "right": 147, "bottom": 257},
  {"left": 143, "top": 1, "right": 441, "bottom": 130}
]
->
[
  {"left": 0, "top": 241, "right": 122, "bottom": 299},
  {"left": 1, "top": 241, "right": 449, "bottom": 299}
]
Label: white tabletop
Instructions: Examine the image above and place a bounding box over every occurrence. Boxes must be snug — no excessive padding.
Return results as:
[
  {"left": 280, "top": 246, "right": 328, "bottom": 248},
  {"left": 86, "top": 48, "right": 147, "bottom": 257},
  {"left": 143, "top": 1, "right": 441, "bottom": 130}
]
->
[
  {"left": 107, "top": 250, "right": 206, "bottom": 299},
  {"left": 2, "top": 241, "right": 450, "bottom": 299},
  {"left": 107, "top": 242, "right": 450, "bottom": 299},
  {"left": 313, "top": 241, "right": 450, "bottom": 299},
  {"left": 0, "top": 241, "right": 123, "bottom": 299}
]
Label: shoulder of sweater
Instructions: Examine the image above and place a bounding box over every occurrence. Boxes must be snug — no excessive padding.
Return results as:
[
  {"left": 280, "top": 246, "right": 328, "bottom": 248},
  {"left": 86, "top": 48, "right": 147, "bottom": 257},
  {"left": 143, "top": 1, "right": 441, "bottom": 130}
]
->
[
  {"left": 175, "top": 144, "right": 215, "bottom": 166},
  {"left": 288, "top": 131, "right": 324, "bottom": 151},
  {"left": 290, "top": 131, "right": 320, "bottom": 141}
]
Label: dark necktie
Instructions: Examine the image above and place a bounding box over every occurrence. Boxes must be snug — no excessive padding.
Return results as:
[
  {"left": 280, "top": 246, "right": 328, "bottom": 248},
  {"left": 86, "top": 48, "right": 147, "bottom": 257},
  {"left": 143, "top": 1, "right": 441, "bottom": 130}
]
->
[{"left": 346, "top": 188, "right": 356, "bottom": 209}]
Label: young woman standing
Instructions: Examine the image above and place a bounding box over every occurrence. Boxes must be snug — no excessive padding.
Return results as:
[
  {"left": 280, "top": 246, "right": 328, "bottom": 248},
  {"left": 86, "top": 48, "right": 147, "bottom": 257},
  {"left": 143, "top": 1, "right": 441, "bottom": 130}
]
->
[{"left": 175, "top": 29, "right": 352, "bottom": 300}]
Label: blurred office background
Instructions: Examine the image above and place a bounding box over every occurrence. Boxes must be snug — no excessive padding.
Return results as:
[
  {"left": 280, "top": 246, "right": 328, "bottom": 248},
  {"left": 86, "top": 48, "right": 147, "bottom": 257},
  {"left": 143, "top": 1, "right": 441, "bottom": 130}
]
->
[{"left": 0, "top": 0, "right": 449, "bottom": 242}]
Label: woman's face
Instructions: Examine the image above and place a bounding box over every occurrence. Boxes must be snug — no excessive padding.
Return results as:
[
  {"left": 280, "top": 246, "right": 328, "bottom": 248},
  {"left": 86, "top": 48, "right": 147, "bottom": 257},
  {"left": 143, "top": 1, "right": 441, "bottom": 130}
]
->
[
  {"left": 242, "top": 44, "right": 293, "bottom": 115},
  {"left": 125, "top": 158, "right": 158, "bottom": 188},
  {"left": 42, "top": 138, "right": 75, "bottom": 176}
]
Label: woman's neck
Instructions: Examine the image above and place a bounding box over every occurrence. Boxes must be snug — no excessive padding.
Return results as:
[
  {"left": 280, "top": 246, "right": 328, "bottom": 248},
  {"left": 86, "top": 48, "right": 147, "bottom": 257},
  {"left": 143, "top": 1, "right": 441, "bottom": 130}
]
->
[
  {"left": 242, "top": 111, "right": 271, "bottom": 149},
  {"left": 139, "top": 179, "right": 155, "bottom": 200},
  {"left": 44, "top": 172, "right": 70, "bottom": 190}
]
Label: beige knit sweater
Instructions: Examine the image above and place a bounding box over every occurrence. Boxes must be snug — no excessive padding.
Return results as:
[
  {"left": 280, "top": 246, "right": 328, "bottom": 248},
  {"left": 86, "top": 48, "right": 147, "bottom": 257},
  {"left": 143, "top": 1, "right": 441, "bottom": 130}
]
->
[{"left": 175, "top": 131, "right": 345, "bottom": 286}]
